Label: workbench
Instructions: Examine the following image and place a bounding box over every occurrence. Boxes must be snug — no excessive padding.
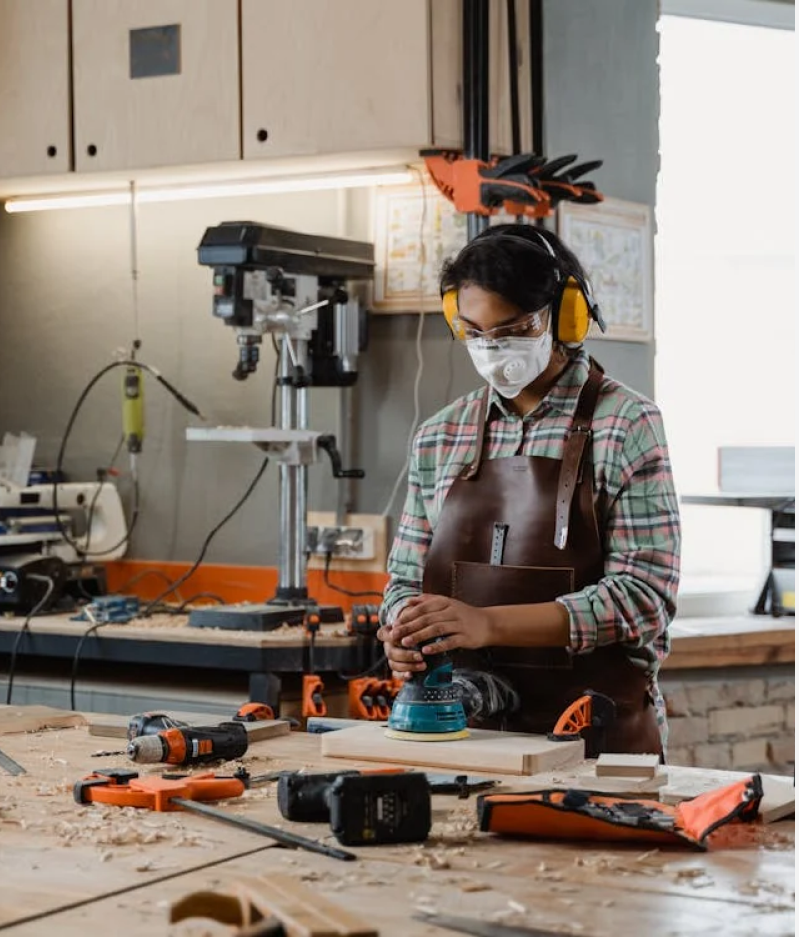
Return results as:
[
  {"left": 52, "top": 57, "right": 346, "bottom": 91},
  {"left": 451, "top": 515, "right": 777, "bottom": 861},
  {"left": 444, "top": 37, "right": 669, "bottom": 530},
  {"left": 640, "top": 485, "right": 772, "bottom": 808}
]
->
[{"left": 0, "top": 714, "right": 794, "bottom": 936}]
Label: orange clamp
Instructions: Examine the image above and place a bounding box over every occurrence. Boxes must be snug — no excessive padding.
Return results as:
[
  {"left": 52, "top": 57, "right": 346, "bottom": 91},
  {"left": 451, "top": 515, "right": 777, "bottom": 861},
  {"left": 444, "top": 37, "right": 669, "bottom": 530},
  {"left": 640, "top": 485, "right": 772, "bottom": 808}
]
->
[
  {"left": 74, "top": 771, "right": 245, "bottom": 811},
  {"left": 302, "top": 674, "right": 327, "bottom": 718}
]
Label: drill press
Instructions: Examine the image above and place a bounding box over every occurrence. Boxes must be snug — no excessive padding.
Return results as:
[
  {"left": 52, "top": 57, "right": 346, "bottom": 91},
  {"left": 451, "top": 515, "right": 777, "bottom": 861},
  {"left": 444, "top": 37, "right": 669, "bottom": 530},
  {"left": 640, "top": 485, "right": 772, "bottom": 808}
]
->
[{"left": 188, "top": 222, "right": 374, "bottom": 631}]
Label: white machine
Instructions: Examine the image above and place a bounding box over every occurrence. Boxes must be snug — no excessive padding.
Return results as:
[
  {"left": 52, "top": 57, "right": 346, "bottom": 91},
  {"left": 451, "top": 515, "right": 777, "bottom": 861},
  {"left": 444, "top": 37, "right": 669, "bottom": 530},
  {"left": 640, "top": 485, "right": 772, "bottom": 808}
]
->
[{"left": 0, "top": 478, "right": 128, "bottom": 563}]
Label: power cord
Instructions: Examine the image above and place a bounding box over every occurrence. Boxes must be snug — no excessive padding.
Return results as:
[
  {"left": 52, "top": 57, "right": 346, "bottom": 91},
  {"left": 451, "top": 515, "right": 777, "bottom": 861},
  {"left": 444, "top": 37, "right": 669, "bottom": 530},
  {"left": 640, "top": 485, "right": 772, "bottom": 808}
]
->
[
  {"left": 73, "top": 435, "right": 126, "bottom": 601},
  {"left": 5, "top": 574, "right": 56, "bottom": 705},
  {"left": 170, "top": 592, "right": 227, "bottom": 614},
  {"left": 139, "top": 455, "right": 271, "bottom": 616},
  {"left": 322, "top": 551, "right": 384, "bottom": 601},
  {"left": 337, "top": 654, "right": 389, "bottom": 682},
  {"left": 67, "top": 458, "right": 269, "bottom": 705},
  {"left": 53, "top": 358, "right": 205, "bottom": 558},
  {"left": 69, "top": 617, "right": 104, "bottom": 711}
]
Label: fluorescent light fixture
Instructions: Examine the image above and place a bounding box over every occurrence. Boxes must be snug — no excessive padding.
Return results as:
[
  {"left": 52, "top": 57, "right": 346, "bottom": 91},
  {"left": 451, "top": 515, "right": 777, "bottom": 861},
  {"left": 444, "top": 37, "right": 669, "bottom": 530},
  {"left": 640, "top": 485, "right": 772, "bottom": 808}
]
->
[{"left": 3, "top": 166, "right": 414, "bottom": 213}]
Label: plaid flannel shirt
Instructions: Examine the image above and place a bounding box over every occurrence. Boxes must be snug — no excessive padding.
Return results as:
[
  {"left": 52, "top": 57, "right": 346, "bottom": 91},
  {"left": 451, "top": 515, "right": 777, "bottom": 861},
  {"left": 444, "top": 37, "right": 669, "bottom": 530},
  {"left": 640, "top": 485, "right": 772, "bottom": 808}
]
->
[{"left": 382, "top": 349, "right": 681, "bottom": 745}]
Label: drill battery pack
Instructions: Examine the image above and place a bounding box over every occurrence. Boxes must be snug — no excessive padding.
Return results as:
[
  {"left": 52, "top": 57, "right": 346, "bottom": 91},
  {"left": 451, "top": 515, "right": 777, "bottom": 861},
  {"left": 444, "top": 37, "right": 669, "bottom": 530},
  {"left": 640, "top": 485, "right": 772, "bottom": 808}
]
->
[{"left": 327, "top": 772, "right": 431, "bottom": 847}]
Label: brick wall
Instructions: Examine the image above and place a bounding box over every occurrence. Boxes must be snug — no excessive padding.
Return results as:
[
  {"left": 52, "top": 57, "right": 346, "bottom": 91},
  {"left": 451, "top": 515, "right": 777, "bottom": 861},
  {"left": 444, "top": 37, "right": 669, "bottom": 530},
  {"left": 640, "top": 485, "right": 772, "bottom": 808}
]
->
[{"left": 661, "top": 664, "right": 795, "bottom": 774}]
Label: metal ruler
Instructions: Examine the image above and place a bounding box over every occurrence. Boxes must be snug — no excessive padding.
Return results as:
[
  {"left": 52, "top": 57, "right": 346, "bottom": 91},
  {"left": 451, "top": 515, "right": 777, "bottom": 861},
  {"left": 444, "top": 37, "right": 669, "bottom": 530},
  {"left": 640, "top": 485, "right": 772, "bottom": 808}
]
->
[{"left": 0, "top": 746, "right": 26, "bottom": 775}]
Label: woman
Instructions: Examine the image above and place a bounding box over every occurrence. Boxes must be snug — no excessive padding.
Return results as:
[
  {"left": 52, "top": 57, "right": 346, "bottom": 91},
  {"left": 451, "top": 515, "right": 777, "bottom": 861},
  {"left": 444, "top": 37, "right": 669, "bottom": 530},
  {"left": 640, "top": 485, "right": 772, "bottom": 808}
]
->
[{"left": 377, "top": 224, "right": 681, "bottom": 755}]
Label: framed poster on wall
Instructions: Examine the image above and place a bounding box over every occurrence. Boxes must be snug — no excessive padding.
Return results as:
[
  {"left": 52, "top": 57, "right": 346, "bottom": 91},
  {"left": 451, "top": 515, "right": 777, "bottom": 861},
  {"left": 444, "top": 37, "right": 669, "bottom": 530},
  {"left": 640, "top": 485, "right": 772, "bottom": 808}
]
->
[
  {"left": 371, "top": 180, "right": 516, "bottom": 313},
  {"left": 557, "top": 198, "right": 654, "bottom": 343}
]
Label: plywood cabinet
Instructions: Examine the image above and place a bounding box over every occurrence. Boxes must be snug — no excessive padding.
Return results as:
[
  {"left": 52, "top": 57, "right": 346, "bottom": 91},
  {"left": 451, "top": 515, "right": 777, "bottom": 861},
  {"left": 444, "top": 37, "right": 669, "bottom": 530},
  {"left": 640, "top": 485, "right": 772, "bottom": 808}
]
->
[
  {"left": 241, "top": 0, "right": 431, "bottom": 159},
  {"left": 71, "top": 0, "right": 240, "bottom": 172},
  {"left": 0, "top": 0, "right": 71, "bottom": 178},
  {"left": 431, "top": 0, "right": 533, "bottom": 154}
]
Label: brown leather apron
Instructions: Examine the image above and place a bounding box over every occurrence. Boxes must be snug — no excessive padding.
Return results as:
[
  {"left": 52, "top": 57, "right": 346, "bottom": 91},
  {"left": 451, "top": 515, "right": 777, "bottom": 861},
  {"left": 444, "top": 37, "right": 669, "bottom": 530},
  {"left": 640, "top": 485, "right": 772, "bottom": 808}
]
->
[{"left": 421, "top": 361, "right": 662, "bottom": 755}]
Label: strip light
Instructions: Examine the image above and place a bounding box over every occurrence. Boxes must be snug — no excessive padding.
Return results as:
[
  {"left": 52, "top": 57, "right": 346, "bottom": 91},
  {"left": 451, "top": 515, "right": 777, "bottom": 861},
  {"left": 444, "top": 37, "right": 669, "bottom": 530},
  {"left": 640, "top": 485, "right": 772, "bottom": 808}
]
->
[{"left": 3, "top": 167, "right": 414, "bottom": 213}]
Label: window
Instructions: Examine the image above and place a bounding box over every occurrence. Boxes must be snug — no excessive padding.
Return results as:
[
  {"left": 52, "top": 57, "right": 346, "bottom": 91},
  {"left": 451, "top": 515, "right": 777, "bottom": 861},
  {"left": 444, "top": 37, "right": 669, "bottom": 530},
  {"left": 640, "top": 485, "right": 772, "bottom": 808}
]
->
[{"left": 655, "top": 6, "right": 795, "bottom": 594}]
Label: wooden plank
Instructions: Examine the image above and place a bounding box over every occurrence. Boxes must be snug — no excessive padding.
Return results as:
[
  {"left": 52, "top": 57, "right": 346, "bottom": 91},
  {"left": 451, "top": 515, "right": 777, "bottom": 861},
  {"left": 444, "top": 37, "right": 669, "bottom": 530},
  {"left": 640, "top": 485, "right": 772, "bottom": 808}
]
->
[
  {"left": 575, "top": 768, "right": 668, "bottom": 795},
  {"left": 0, "top": 705, "right": 87, "bottom": 735},
  {"left": 86, "top": 711, "right": 291, "bottom": 743},
  {"left": 321, "top": 724, "right": 584, "bottom": 776},
  {"left": 595, "top": 753, "right": 660, "bottom": 778},
  {"left": 237, "top": 874, "right": 378, "bottom": 936}
]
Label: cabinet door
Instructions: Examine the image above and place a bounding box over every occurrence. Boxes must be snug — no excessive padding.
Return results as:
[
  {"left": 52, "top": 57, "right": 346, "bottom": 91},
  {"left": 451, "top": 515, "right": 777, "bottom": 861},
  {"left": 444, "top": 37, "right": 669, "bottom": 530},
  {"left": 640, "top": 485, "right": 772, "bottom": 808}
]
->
[
  {"left": 242, "top": 0, "right": 430, "bottom": 159},
  {"left": 72, "top": 0, "right": 240, "bottom": 172},
  {"left": 432, "top": 0, "right": 532, "bottom": 155},
  {"left": 0, "top": 0, "right": 71, "bottom": 177}
]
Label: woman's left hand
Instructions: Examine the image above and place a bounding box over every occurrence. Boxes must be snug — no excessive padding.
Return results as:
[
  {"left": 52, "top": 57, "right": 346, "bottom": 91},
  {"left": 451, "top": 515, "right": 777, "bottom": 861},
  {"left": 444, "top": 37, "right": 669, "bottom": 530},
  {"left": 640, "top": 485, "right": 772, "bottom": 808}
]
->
[{"left": 388, "top": 594, "right": 495, "bottom": 654}]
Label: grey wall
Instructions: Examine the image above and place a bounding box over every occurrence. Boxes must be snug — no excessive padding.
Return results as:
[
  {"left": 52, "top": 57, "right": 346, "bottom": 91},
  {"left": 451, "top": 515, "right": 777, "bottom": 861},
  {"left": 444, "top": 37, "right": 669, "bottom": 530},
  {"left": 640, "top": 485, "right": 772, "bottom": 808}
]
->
[{"left": 0, "top": 0, "right": 660, "bottom": 565}]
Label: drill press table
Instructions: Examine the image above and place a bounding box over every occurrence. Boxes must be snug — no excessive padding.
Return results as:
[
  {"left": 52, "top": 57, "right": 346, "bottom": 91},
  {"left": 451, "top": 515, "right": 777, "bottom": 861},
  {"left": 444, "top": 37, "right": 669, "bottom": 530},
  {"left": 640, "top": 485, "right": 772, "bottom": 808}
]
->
[{"left": 0, "top": 611, "right": 369, "bottom": 710}]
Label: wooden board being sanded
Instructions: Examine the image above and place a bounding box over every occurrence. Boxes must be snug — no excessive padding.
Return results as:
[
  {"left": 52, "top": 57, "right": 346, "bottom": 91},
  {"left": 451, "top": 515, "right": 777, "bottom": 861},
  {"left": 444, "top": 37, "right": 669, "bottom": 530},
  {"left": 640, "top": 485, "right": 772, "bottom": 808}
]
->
[
  {"left": 321, "top": 723, "right": 584, "bottom": 776},
  {"left": 87, "top": 711, "right": 291, "bottom": 743}
]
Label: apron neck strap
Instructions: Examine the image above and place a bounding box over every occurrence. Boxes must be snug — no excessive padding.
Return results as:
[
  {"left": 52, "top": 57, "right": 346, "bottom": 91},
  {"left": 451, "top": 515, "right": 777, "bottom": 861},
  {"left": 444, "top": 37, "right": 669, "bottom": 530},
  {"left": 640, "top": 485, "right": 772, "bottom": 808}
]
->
[
  {"left": 460, "top": 385, "right": 491, "bottom": 480},
  {"left": 554, "top": 359, "right": 605, "bottom": 549}
]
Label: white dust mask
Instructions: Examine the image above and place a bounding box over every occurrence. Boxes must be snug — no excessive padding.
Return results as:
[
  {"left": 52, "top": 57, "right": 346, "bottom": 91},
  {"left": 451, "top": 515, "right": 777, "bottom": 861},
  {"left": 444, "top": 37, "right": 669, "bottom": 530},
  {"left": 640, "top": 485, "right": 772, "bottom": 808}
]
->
[{"left": 465, "top": 332, "right": 553, "bottom": 399}]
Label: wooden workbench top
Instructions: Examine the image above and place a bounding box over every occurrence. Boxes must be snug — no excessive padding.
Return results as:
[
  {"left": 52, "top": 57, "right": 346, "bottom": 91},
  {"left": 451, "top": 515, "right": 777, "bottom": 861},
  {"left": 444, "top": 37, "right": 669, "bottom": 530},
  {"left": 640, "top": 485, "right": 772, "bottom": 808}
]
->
[{"left": 0, "top": 718, "right": 793, "bottom": 936}]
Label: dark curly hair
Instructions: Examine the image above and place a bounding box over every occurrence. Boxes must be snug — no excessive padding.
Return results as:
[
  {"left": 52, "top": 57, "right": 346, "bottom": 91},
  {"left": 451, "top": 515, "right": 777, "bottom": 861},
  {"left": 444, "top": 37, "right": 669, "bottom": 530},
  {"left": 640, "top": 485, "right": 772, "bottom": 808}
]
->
[{"left": 439, "top": 224, "right": 590, "bottom": 316}]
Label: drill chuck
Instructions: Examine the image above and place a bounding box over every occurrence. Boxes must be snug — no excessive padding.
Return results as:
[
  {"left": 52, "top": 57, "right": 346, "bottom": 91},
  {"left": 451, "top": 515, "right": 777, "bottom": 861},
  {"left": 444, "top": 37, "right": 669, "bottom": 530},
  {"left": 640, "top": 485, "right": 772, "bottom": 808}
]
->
[{"left": 126, "top": 735, "right": 167, "bottom": 764}]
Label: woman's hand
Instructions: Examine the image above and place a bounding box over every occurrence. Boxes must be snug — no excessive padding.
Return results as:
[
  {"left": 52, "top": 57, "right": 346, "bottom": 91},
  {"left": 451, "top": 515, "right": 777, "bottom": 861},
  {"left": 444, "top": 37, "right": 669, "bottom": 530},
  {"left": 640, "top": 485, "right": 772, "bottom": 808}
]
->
[{"left": 382, "top": 594, "right": 495, "bottom": 660}]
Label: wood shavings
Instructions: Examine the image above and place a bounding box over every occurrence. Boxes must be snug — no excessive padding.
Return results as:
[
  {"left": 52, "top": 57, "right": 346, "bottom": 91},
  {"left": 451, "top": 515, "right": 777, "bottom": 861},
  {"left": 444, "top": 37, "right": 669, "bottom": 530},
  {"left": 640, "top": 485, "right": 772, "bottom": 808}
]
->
[
  {"left": 458, "top": 880, "right": 491, "bottom": 892},
  {"left": 507, "top": 900, "right": 527, "bottom": 914},
  {"left": 412, "top": 846, "right": 452, "bottom": 869}
]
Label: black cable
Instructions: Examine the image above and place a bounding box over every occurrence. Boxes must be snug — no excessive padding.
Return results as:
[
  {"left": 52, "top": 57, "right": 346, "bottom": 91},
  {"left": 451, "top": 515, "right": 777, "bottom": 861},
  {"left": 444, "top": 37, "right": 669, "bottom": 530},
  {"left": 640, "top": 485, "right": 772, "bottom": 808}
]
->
[
  {"left": 270, "top": 335, "right": 280, "bottom": 427},
  {"left": 116, "top": 568, "right": 181, "bottom": 597},
  {"left": 69, "top": 620, "right": 104, "bottom": 711},
  {"left": 170, "top": 593, "right": 227, "bottom": 614},
  {"left": 5, "top": 575, "right": 56, "bottom": 705},
  {"left": 53, "top": 358, "right": 205, "bottom": 558},
  {"left": 337, "top": 654, "right": 389, "bottom": 682},
  {"left": 322, "top": 551, "right": 384, "bottom": 600},
  {"left": 74, "top": 435, "right": 126, "bottom": 601},
  {"left": 139, "top": 455, "right": 271, "bottom": 616}
]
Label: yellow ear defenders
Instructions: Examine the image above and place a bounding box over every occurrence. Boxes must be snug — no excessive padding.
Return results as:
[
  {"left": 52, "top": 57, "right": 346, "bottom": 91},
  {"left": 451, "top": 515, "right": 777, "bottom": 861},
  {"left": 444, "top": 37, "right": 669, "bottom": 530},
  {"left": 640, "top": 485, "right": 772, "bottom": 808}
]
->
[{"left": 442, "top": 230, "right": 605, "bottom": 345}]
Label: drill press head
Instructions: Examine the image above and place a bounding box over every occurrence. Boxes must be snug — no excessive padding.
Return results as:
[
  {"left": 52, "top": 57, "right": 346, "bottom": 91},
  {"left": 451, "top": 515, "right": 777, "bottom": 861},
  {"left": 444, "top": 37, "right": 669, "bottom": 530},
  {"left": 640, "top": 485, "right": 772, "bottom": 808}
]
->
[
  {"left": 385, "top": 651, "right": 469, "bottom": 741},
  {"left": 197, "top": 221, "right": 374, "bottom": 382}
]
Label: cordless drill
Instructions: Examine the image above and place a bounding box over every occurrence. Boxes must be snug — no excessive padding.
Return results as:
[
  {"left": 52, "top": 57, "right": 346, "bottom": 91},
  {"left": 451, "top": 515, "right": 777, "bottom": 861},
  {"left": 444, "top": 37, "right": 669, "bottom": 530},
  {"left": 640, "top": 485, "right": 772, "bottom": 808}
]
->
[{"left": 126, "top": 721, "right": 248, "bottom": 766}]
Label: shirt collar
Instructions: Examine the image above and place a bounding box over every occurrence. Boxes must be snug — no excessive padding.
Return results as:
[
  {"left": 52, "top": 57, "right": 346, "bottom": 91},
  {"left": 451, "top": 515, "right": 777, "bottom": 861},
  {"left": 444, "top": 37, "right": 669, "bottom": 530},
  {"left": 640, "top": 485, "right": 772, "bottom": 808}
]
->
[{"left": 486, "top": 348, "right": 592, "bottom": 422}]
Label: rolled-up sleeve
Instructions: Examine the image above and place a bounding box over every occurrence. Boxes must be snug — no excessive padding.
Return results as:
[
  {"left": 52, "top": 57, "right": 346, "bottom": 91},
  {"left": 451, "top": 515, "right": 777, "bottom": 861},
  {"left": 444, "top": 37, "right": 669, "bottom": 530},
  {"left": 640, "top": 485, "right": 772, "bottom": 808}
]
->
[
  {"left": 380, "top": 435, "right": 433, "bottom": 626},
  {"left": 558, "top": 404, "right": 681, "bottom": 656}
]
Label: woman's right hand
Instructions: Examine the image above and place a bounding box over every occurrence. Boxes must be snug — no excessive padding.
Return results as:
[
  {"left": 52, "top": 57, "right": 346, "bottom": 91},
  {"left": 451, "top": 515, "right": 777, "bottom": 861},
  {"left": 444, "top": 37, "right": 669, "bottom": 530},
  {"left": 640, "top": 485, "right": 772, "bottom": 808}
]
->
[{"left": 375, "top": 623, "right": 427, "bottom": 680}]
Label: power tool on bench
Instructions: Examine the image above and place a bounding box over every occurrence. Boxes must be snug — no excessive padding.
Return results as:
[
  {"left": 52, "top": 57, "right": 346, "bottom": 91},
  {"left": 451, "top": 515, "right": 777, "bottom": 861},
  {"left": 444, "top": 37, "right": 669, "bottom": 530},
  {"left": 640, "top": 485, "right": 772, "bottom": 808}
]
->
[
  {"left": 277, "top": 768, "right": 432, "bottom": 846},
  {"left": 121, "top": 721, "right": 249, "bottom": 766},
  {"left": 385, "top": 645, "right": 468, "bottom": 741}
]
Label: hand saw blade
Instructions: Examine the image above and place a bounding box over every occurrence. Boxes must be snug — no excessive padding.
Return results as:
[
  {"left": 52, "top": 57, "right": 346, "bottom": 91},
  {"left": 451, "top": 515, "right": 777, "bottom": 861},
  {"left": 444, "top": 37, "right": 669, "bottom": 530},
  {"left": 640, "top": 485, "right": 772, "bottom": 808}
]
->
[{"left": 0, "top": 746, "right": 26, "bottom": 775}]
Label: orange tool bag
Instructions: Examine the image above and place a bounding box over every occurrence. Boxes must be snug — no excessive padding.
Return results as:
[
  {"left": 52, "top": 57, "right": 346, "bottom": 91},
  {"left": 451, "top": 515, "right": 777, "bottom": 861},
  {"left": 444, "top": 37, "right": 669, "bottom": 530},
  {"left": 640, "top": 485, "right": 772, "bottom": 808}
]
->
[{"left": 477, "top": 774, "right": 763, "bottom": 851}]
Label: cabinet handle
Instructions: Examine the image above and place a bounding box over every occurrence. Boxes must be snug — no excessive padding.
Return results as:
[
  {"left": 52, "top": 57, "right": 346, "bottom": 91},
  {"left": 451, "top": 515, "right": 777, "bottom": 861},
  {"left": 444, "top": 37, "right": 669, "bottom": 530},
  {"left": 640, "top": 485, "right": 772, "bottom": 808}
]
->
[
  {"left": 256, "top": 128, "right": 269, "bottom": 143},
  {"left": 87, "top": 144, "right": 98, "bottom": 157},
  {"left": 47, "top": 146, "right": 57, "bottom": 158}
]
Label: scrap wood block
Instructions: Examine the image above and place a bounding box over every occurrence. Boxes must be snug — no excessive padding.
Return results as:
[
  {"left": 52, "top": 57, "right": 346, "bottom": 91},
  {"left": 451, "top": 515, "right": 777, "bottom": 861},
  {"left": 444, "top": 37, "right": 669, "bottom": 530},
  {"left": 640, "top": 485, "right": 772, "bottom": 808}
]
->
[
  {"left": 595, "top": 753, "right": 661, "bottom": 778},
  {"left": 87, "top": 710, "right": 291, "bottom": 743},
  {"left": 575, "top": 767, "right": 669, "bottom": 795},
  {"left": 321, "top": 723, "right": 584, "bottom": 776},
  {"left": 170, "top": 873, "right": 378, "bottom": 936},
  {"left": 0, "top": 705, "right": 87, "bottom": 735}
]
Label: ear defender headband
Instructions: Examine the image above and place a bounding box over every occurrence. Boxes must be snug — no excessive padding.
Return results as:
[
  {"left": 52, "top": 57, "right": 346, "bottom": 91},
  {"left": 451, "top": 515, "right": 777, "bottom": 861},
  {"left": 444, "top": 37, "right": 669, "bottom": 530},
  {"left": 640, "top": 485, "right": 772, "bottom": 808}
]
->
[{"left": 442, "top": 229, "right": 605, "bottom": 345}]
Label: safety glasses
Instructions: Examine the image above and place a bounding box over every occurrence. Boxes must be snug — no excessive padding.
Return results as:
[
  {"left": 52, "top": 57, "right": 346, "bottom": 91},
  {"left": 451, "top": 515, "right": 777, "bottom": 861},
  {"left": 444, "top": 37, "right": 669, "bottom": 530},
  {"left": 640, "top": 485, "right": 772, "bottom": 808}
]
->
[{"left": 446, "top": 303, "right": 550, "bottom": 342}]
